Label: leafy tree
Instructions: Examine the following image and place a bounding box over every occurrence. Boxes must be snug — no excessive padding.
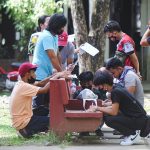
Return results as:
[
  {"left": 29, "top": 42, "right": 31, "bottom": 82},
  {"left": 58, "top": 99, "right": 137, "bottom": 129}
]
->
[{"left": 2, "top": 0, "right": 63, "bottom": 60}]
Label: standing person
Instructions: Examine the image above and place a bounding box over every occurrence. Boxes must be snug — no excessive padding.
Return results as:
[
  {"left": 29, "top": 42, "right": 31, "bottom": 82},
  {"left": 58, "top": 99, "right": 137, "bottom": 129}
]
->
[
  {"left": 10, "top": 62, "right": 70, "bottom": 138},
  {"left": 106, "top": 57, "right": 144, "bottom": 106},
  {"left": 140, "top": 21, "right": 150, "bottom": 46},
  {"left": 28, "top": 15, "right": 50, "bottom": 63},
  {"left": 88, "top": 70, "right": 150, "bottom": 146},
  {"left": 32, "top": 13, "right": 67, "bottom": 81},
  {"left": 104, "top": 20, "right": 140, "bottom": 76},
  {"left": 32, "top": 14, "right": 67, "bottom": 111},
  {"left": 58, "top": 31, "right": 75, "bottom": 70}
]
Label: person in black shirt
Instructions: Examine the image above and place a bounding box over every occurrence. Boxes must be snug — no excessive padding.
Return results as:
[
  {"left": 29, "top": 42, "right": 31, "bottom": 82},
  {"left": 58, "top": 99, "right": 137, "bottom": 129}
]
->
[{"left": 88, "top": 70, "right": 150, "bottom": 146}]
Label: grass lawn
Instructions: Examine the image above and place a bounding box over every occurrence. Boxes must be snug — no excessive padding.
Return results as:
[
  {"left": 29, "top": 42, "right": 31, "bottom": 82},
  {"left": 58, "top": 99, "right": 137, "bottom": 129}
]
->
[{"left": 0, "top": 90, "right": 70, "bottom": 146}]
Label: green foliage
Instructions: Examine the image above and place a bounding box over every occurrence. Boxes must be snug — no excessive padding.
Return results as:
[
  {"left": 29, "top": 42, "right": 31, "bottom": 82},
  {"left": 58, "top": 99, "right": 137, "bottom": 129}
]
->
[
  {"left": 2, "top": 0, "right": 64, "bottom": 60},
  {"left": 4, "top": 0, "right": 64, "bottom": 32}
]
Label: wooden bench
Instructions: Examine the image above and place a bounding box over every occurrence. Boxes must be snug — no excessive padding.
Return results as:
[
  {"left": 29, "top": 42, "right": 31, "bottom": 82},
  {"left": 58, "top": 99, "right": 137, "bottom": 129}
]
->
[{"left": 49, "top": 78, "right": 103, "bottom": 138}]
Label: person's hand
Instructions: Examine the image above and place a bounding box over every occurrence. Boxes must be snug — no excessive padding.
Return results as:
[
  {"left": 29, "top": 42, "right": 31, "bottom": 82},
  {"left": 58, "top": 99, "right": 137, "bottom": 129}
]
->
[
  {"left": 74, "top": 48, "right": 80, "bottom": 54},
  {"left": 66, "top": 64, "right": 75, "bottom": 72},
  {"left": 50, "top": 70, "right": 71, "bottom": 80},
  {"left": 102, "top": 99, "right": 112, "bottom": 107},
  {"left": 57, "top": 70, "right": 71, "bottom": 79},
  {"left": 86, "top": 105, "right": 98, "bottom": 112},
  {"left": 52, "top": 68, "right": 58, "bottom": 74},
  {"left": 136, "top": 72, "right": 142, "bottom": 81}
]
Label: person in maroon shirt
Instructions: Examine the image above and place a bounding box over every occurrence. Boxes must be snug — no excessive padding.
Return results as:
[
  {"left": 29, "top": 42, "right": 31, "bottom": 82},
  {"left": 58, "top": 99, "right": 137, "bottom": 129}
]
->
[{"left": 104, "top": 20, "right": 140, "bottom": 77}]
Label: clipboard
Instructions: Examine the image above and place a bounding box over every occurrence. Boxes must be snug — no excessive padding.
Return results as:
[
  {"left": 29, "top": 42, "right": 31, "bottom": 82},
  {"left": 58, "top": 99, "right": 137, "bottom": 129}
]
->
[{"left": 79, "top": 42, "right": 99, "bottom": 56}]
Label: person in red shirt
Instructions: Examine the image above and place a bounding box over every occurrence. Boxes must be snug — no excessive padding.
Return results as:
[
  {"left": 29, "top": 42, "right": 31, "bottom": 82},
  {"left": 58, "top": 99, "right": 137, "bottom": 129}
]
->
[{"left": 104, "top": 20, "right": 140, "bottom": 77}]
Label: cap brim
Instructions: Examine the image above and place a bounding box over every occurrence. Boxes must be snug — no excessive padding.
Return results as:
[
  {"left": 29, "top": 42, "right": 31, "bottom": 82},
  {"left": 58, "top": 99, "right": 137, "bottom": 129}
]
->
[{"left": 30, "top": 64, "right": 38, "bottom": 69}]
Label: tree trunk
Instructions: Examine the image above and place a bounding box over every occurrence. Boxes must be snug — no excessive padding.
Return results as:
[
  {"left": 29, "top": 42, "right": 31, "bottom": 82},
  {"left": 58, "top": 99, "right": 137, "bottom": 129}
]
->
[
  {"left": 70, "top": 0, "right": 88, "bottom": 72},
  {"left": 88, "top": 0, "right": 110, "bottom": 72},
  {"left": 71, "top": 0, "right": 110, "bottom": 73}
]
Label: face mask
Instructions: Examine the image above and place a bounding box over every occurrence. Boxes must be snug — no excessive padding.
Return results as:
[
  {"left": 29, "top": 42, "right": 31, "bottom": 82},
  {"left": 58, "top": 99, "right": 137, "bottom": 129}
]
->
[
  {"left": 108, "top": 36, "right": 118, "bottom": 41},
  {"left": 82, "top": 85, "right": 92, "bottom": 90},
  {"left": 28, "top": 77, "right": 36, "bottom": 84}
]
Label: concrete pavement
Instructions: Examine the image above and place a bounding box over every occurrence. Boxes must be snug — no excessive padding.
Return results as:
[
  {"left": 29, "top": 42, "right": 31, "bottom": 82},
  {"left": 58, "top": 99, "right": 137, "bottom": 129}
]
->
[{"left": 0, "top": 145, "right": 150, "bottom": 150}]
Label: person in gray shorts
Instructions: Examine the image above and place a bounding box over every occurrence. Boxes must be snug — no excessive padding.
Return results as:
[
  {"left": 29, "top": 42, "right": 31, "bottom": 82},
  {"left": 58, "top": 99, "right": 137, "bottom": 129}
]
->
[{"left": 106, "top": 57, "right": 144, "bottom": 106}]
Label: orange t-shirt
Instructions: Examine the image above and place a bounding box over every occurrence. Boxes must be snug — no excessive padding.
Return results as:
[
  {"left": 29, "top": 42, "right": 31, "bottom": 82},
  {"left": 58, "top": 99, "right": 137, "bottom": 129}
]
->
[{"left": 10, "top": 80, "right": 40, "bottom": 130}]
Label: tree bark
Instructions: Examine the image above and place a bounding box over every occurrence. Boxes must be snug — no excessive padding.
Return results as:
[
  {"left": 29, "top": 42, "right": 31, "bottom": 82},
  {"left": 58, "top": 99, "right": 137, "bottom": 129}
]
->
[
  {"left": 70, "top": 0, "right": 110, "bottom": 73},
  {"left": 70, "top": 0, "right": 88, "bottom": 72}
]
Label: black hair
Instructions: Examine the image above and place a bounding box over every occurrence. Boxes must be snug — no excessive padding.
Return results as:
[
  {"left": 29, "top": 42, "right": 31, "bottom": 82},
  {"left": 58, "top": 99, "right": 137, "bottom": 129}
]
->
[
  {"left": 103, "top": 58, "right": 112, "bottom": 67},
  {"left": 93, "top": 70, "right": 113, "bottom": 86},
  {"left": 106, "top": 57, "right": 123, "bottom": 70},
  {"left": 46, "top": 13, "right": 67, "bottom": 34},
  {"left": 104, "top": 20, "right": 121, "bottom": 33},
  {"left": 58, "top": 46, "right": 64, "bottom": 52},
  {"left": 78, "top": 71, "right": 94, "bottom": 83},
  {"left": 37, "top": 15, "right": 50, "bottom": 32}
]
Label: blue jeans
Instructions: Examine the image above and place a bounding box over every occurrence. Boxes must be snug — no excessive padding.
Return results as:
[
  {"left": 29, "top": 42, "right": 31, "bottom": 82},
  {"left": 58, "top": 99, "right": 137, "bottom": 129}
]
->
[{"left": 24, "top": 115, "right": 49, "bottom": 137}]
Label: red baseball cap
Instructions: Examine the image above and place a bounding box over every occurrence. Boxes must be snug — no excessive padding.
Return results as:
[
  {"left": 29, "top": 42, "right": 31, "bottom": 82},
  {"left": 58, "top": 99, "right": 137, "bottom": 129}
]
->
[
  {"left": 18, "top": 62, "right": 37, "bottom": 77},
  {"left": 58, "top": 31, "right": 68, "bottom": 46}
]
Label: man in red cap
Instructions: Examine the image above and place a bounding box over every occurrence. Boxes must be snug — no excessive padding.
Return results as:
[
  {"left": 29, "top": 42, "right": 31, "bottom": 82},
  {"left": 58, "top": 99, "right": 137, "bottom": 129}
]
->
[
  {"left": 10, "top": 62, "right": 70, "bottom": 138},
  {"left": 58, "top": 31, "right": 75, "bottom": 70}
]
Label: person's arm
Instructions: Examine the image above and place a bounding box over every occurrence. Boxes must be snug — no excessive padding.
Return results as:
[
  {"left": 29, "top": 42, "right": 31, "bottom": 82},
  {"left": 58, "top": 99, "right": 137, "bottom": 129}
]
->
[
  {"left": 124, "top": 72, "right": 136, "bottom": 95},
  {"left": 36, "top": 70, "right": 71, "bottom": 94},
  {"left": 47, "top": 50, "right": 62, "bottom": 72},
  {"left": 123, "top": 42, "right": 140, "bottom": 74},
  {"left": 35, "top": 70, "right": 71, "bottom": 87},
  {"left": 67, "top": 57, "right": 73, "bottom": 65},
  {"left": 129, "top": 53, "right": 140, "bottom": 74},
  {"left": 140, "top": 27, "right": 150, "bottom": 47},
  {"left": 67, "top": 43, "right": 74, "bottom": 65},
  {"left": 88, "top": 102, "right": 119, "bottom": 116},
  {"left": 34, "top": 76, "right": 52, "bottom": 87},
  {"left": 37, "top": 82, "right": 50, "bottom": 94},
  {"left": 126, "top": 86, "right": 136, "bottom": 94},
  {"left": 57, "top": 51, "right": 62, "bottom": 66}
]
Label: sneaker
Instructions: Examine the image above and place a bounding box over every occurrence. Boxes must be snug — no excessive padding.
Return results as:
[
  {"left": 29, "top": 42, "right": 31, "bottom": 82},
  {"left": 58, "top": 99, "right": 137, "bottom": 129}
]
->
[
  {"left": 120, "top": 131, "right": 141, "bottom": 146},
  {"left": 143, "top": 133, "right": 150, "bottom": 145},
  {"left": 95, "top": 129, "right": 104, "bottom": 137},
  {"left": 120, "top": 135, "right": 126, "bottom": 139},
  {"left": 113, "top": 129, "right": 122, "bottom": 135},
  {"left": 18, "top": 128, "right": 32, "bottom": 138},
  {"left": 144, "top": 133, "right": 150, "bottom": 139}
]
